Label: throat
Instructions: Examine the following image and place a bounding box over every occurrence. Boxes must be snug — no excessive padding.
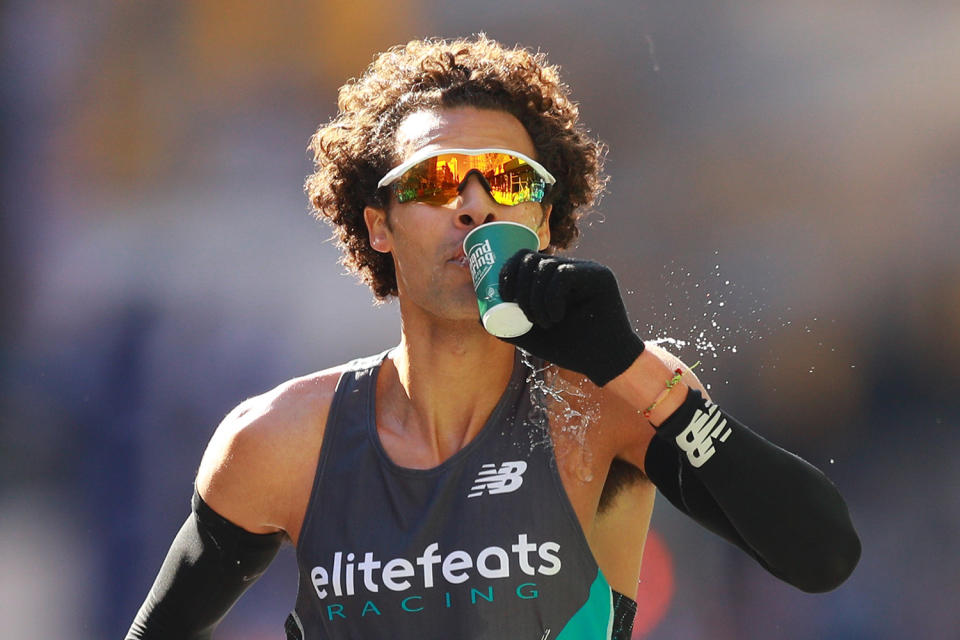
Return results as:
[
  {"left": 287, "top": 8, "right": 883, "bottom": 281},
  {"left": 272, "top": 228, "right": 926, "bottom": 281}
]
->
[{"left": 375, "top": 345, "right": 517, "bottom": 468}]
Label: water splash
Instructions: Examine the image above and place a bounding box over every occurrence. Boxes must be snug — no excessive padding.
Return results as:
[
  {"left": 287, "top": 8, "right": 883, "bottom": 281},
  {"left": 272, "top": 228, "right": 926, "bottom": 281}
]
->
[
  {"left": 642, "top": 253, "right": 790, "bottom": 388},
  {"left": 520, "top": 350, "right": 598, "bottom": 483},
  {"left": 640, "top": 252, "right": 854, "bottom": 400},
  {"left": 514, "top": 252, "right": 846, "bottom": 475}
]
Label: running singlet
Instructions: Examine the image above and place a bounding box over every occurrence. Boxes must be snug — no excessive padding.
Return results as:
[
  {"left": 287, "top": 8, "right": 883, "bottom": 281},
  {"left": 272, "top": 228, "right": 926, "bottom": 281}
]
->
[{"left": 286, "top": 349, "right": 620, "bottom": 640}]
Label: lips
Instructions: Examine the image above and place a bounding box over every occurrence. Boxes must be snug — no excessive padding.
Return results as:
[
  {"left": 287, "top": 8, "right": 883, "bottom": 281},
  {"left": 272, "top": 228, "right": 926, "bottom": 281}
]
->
[{"left": 450, "top": 247, "right": 469, "bottom": 268}]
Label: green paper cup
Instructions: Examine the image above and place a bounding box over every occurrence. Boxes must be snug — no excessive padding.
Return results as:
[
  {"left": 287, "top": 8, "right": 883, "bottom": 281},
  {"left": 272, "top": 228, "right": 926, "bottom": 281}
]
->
[{"left": 463, "top": 221, "right": 539, "bottom": 338}]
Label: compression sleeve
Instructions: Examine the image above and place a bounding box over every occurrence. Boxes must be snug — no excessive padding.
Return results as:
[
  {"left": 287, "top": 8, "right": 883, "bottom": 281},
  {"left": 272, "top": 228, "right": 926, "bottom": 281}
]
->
[
  {"left": 644, "top": 389, "right": 861, "bottom": 592},
  {"left": 125, "top": 491, "right": 284, "bottom": 640}
]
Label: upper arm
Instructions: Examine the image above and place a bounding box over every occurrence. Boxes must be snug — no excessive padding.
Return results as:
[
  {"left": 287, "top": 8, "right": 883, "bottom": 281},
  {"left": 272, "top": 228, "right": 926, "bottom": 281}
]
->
[{"left": 195, "top": 371, "right": 340, "bottom": 537}]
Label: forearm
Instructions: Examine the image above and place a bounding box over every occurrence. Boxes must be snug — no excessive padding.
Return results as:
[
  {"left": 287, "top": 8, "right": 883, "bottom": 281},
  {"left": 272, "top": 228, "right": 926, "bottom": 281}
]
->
[
  {"left": 604, "top": 348, "right": 690, "bottom": 424},
  {"left": 126, "top": 491, "right": 283, "bottom": 639},
  {"left": 645, "top": 388, "right": 861, "bottom": 592},
  {"left": 494, "top": 252, "right": 860, "bottom": 589}
]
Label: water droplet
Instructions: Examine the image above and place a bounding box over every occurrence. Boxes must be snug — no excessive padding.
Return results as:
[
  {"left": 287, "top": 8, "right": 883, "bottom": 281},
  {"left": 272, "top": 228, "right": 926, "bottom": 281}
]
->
[{"left": 520, "top": 351, "right": 597, "bottom": 483}]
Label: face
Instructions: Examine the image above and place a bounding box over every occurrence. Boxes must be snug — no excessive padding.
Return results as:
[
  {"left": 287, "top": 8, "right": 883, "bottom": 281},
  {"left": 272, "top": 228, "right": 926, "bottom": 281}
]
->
[{"left": 364, "top": 107, "right": 553, "bottom": 323}]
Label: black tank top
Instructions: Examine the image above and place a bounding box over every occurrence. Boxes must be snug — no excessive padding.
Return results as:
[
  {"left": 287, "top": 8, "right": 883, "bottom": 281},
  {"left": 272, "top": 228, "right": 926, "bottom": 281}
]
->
[{"left": 286, "top": 349, "right": 632, "bottom": 639}]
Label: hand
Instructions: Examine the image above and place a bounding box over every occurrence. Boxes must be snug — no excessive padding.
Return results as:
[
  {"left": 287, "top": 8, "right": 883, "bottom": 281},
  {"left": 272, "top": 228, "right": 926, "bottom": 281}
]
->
[{"left": 497, "top": 250, "right": 645, "bottom": 386}]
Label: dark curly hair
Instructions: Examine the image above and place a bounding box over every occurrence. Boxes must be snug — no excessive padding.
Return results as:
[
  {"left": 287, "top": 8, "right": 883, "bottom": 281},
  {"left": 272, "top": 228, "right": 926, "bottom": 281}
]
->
[{"left": 305, "top": 34, "right": 607, "bottom": 299}]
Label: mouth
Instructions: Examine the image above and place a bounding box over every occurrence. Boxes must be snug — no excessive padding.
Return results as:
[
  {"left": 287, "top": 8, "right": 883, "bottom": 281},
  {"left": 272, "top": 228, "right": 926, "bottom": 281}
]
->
[{"left": 450, "top": 248, "right": 469, "bottom": 268}]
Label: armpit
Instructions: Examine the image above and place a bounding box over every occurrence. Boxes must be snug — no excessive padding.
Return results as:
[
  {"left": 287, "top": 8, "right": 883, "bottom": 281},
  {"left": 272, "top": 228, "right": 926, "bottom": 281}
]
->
[{"left": 599, "top": 457, "right": 648, "bottom": 512}]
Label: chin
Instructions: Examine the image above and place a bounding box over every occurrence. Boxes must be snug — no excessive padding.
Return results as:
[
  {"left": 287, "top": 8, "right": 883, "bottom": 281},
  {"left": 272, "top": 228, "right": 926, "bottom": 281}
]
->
[{"left": 416, "top": 290, "right": 481, "bottom": 323}]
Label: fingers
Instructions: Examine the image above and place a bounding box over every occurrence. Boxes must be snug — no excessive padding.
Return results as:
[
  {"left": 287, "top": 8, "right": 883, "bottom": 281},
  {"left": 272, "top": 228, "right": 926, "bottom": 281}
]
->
[
  {"left": 513, "top": 251, "right": 540, "bottom": 321},
  {"left": 499, "top": 252, "right": 613, "bottom": 328},
  {"left": 525, "top": 255, "right": 562, "bottom": 327},
  {"left": 498, "top": 248, "right": 534, "bottom": 303},
  {"left": 500, "top": 252, "right": 568, "bottom": 328},
  {"left": 544, "top": 263, "right": 576, "bottom": 324}
]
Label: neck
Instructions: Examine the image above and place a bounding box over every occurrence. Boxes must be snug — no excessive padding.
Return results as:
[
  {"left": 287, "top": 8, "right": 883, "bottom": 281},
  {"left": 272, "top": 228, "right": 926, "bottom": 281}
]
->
[{"left": 379, "top": 312, "right": 517, "bottom": 466}]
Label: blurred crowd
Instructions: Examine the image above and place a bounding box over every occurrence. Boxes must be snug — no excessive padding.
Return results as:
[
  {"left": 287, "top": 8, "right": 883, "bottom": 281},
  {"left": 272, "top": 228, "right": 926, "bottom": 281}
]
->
[{"left": 2, "top": 1, "right": 958, "bottom": 638}]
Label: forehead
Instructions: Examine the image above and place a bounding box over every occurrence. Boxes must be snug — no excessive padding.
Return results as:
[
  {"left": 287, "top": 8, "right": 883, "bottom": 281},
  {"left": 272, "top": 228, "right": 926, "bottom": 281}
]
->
[{"left": 393, "top": 107, "right": 537, "bottom": 162}]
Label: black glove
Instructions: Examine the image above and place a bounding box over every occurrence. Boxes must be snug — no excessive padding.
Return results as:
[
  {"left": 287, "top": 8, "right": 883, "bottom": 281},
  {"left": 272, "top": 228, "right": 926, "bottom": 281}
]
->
[{"left": 497, "top": 250, "right": 645, "bottom": 386}]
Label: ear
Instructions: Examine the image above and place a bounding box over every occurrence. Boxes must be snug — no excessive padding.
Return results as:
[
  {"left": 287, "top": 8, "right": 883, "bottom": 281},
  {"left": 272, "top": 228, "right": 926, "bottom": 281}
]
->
[
  {"left": 535, "top": 204, "right": 553, "bottom": 250},
  {"left": 364, "top": 205, "right": 392, "bottom": 253}
]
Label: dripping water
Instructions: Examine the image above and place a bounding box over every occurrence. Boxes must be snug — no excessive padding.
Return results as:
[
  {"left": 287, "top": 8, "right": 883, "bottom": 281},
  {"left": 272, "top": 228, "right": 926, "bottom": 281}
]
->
[{"left": 519, "top": 350, "right": 598, "bottom": 483}]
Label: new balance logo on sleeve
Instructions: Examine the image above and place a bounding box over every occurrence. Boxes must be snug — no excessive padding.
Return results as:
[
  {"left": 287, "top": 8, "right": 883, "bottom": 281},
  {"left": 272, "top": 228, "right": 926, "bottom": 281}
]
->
[
  {"left": 675, "top": 401, "right": 732, "bottom": 468},
  {"left": 468, "top": 461, "right": 528, "bottom": 498}
]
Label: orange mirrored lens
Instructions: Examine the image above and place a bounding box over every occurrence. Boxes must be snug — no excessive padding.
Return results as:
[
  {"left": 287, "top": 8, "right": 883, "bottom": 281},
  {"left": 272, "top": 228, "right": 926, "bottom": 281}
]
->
[{"left": 392, "top": 153, "right": 548, "bottom": 206}]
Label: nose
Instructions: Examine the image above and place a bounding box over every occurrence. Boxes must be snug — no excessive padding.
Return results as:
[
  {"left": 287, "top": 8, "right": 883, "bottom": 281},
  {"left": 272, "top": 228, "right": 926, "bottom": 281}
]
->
[{"left": 453, "top": 174, "right": 497, "bottom": 229}]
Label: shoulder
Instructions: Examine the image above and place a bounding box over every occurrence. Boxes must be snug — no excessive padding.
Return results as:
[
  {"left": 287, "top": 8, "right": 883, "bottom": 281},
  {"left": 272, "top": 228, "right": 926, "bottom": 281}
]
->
[{"left": 195, "top": 362, "right": 350, "bottom": 536}]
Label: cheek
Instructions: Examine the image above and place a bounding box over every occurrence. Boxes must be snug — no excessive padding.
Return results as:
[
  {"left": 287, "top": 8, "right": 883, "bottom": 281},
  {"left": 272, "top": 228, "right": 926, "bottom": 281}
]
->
[
  {"left": 508, "top": 205, "right": 551, "bottom": 248},
  {"left": 389, "top": 220, "right": 442, "bottom": 273}
]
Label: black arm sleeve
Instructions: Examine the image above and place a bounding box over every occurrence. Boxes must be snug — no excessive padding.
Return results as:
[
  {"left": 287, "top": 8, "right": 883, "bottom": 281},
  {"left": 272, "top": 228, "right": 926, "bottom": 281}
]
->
[
  {"left": 644, "top": 389, "right": 861, "bottom": 592},
  {"left": 125, "top": 491, "right": 284, "bottom": 639}
]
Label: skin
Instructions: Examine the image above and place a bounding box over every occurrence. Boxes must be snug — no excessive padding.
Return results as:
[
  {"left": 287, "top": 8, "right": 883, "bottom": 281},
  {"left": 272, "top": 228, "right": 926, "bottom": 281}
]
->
[{"left": 195, "top": 106, "right": 708, "bottom": 598}]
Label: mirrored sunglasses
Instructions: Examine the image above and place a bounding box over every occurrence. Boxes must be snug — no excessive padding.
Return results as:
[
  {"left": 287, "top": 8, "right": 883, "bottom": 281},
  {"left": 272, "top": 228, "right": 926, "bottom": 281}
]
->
[{"left": 377, "top": 148, "right": 556, "bottom": 207}]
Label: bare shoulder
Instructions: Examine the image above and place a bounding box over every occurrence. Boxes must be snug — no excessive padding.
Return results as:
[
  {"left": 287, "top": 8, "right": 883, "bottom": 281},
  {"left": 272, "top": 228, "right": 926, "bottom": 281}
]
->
[{"left": 195, "top": 363, "right": 347, "bottom": 536}]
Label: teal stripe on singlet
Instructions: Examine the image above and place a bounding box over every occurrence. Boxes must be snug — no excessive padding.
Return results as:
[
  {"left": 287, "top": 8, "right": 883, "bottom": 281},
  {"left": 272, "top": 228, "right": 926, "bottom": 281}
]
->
[{"left": 555, "top": 570, "right": 614, "bottom": 639}]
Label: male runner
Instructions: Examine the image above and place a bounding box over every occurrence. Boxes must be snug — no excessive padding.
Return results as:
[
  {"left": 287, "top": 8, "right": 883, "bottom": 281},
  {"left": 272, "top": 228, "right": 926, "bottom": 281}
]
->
[{"left": 127, "top": 35, "right": 860, "bottom": 639}]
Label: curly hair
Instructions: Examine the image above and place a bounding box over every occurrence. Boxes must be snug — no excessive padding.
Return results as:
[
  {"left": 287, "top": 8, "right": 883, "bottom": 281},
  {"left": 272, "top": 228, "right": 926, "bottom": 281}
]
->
[{"left": 305, "top": 34, "right": 607, "bottom": 299}]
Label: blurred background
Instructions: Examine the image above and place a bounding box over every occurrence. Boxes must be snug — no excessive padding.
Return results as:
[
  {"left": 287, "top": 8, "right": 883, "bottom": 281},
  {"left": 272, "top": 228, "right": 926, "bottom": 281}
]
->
[{"left": 2, "top": 1, "right": 958, "bottom": 638}]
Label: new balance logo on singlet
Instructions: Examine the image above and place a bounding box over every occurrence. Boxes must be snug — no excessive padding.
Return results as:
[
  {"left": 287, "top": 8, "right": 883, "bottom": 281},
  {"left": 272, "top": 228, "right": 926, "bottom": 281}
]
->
[{"left": 468, "top": 461, "right": 527, "bottom": 498}]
